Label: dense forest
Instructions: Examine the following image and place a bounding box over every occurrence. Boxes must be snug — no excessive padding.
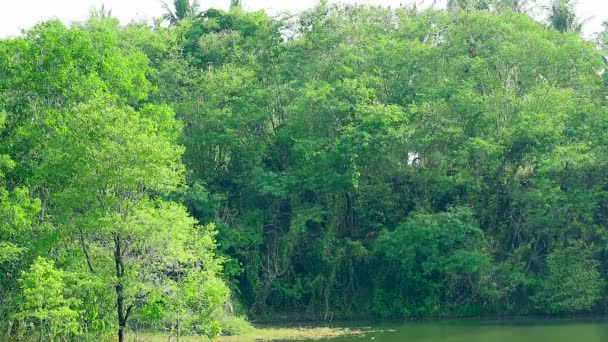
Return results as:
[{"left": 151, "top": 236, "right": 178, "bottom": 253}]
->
[{"left": 3, "top": 0, "right": 608, "bottom": 340}]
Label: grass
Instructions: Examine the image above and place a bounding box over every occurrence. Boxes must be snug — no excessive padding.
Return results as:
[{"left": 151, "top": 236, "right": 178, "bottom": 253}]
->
[
  {"left": 215, "top": 327, "right": 365, "bottom": 341},
  {"left": 137, "top": 326, "right": 366, "bottom": 341}
]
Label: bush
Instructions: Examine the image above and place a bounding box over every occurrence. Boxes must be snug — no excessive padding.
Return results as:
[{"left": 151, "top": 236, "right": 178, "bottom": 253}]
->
[
  {"left": 372, "top": 208, "right": 496, "bottom": 317},
  {"left": 14, "top": 257, "right": 80, "bottom": 341},
  {"left": 220, "top": 316, "right": 255, "bottom": 336},
  {"left": 533, "top": 242, "right": 604, "bottom": 314}
]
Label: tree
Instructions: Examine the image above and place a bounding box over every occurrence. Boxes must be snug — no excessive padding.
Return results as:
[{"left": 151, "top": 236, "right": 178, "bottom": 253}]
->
[
  {"left": 533, "top": 243, "right": 603, "bottom": 313},
  {"left": 230, "top": 0, "right": 242, "bottom": 11},
  {"left": 37, "top": 97, "right": 227, "bottom": 342},
  {"left": 162, "top": 0, "right": 201, "bottom": 25},
  {"left": 373, "top": 208, "right": 495, "bottom": 317},
  {"left": 90, "top": 4, "right": 113, "bottom": 19},
  {"left": 0, "top": 18, "right": 228, "bottom": 341},
  {"left": 547, "top": 0, "right": 582, "bottom": 33},
  {"left": 496, "top": 0, "right": 536, "bottom": 13},
  {"left": 15, "top": 258, "right": 80, "bottom": 341},
  {"left": 0, "top": 183, "right": 41, "bottom": 329},
  {"left": 0, "top": 112, "right": 42, "bottom": 331},
  {"left": 446, "top": 0, "right": 494, "bottom": 12}
]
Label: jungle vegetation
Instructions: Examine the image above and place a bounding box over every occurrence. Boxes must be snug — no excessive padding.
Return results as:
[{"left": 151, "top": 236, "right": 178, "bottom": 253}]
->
[{"left": 3, "top": 0, "right": 608, "bottom": 340}]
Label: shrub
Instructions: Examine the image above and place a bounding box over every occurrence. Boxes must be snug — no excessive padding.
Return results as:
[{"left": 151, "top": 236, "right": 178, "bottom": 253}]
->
[{"left": 220, "top": 316, "right": 255, "bottom": 336}]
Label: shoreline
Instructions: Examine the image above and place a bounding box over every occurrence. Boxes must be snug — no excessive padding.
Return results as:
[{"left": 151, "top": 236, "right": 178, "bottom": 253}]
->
[
  {"left": 251, "top": 313, "right": 608, "bottom": 326},
  {"left": 139, "top": 315, "right": 608, "bottom": 342},
  {"left": 138, "top": 327, "right": 367, "bottom": 342}
]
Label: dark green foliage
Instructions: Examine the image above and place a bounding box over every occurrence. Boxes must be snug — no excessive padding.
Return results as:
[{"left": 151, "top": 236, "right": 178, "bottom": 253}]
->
[
  {"left": 547, "top": 0, "right": 583, "bottom": 33},
  {"left": 162, "top": 0, "right": 201, "bottom": 25},
  {"left": 153, "top": 3, "right": 608, "bottom": 321},
  {"left": 373, "top": 208, "right": 495, "bottom": 317}
]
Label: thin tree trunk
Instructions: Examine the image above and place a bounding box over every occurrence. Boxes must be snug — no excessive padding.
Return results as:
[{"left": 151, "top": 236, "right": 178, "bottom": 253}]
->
[
  {"left": 79, "top": 226, "right": 95, "bottom": 273},
  {"left": 114, "top": 234, "right": 132, "bottom": 342}
]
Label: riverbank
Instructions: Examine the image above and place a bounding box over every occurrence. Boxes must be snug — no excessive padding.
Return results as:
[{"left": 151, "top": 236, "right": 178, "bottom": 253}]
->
[
  {"left": 136, "top": 315, "right": 608, "bottom": 341},
  {"left": 139, "top": 326, "right": 365, "bottom": 341},
  {"left": 217, "top": 327, "right": 365, "bottom": 341}
]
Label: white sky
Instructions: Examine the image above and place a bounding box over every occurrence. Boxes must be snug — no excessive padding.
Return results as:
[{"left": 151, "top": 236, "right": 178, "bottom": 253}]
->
[{"left": 0, "top": 0, "right": 606, "bottom": 39}]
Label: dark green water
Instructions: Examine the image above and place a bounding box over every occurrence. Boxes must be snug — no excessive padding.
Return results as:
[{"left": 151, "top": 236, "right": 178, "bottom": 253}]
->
[{"left": 304, "top": 318, "right": 608, "bottom": 342}]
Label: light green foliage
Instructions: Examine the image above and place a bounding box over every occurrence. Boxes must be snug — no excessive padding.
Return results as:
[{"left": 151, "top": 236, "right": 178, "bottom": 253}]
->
[
  {"left": 533, "top": 243, "right": 604, "bottom": 313},
  {"left": 38, "top": 98, "right": 184, "bottom": 210},
  {"left": 125, "top": 210, "right": 229, "bottom": 339},
  {"left": 0, "top": 186, "right": 40, "bottom": 262},
  {"left": 0, "top": 16, "right": 227, "bottom": 342},
  {"left": 35, "top": 93, "right": 222, "bottom": 340},
  {"left": 15, "top": 258, "right": 80, "bottom": 341},
  {"left": 219, "top": 315, "right": 255, "bottom": 336},
  {"left": 0, "top": 116, "right": 42, "bottom": 326}
]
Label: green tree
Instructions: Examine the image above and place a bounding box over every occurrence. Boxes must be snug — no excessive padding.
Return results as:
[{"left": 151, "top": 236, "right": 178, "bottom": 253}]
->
[
  {"left": 37, "top": 97, "right": 226, "bottom": 342},
  {"left": 230, "top": 0, "right": 242, "bottom": 11},
  {"left": 533, "top": 243, "right": 603, "bottom": 313},
  {"left": 547, "top": 0, "right": 582, "bottom": 33},
  {"left": 0, "top": 17, "right": 228, "bottom": 341},
  {"left": 374, "top": 208, "right": 495, "bottom": 317},
  {"left": 0, "top": 112, "right": 42, "bottom": 331},
  {"left": 496, "top": 0, "right": 536, "bottom": 13},
  {"left": 15, "top": 257, "right": 80, "bottom": 341},
  {"left": 162, "top": 0, "right": 201, "bottom": 25}
]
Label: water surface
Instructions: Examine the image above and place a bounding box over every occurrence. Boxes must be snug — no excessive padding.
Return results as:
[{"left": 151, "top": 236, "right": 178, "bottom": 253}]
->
[{"left": 305, "top": 318, "right": 608, "bottom": 342}]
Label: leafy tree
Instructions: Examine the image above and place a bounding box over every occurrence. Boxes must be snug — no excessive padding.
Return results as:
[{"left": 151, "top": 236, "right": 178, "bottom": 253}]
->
[
  {"left": 0, "top": 18, "right": 228, "bottom": 341},
  {"left": 37, "top": 97, "right": 227, "bottom": 342},
  {"left": 533, "top": 242, "right": 604, "bottom": 313},
  {"left": 0, "top": 182, "right": 41, "bottom": 326},
  {"left": 0, "top": 113, "right": 42, "bottom": 331},
  {"left": 15, "top": 258, "right": 80, "bottom": 341},
  {"left": 373, "top": 208, "right": 495, "bottom": 317}
]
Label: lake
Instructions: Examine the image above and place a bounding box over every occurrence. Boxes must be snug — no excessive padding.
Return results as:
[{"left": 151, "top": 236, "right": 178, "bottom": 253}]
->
[{"left": 298, "top": 318, "right": 608, "bottom": 342}]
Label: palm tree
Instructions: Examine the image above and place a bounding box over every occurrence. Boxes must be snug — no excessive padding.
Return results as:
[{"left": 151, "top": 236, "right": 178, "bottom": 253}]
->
[
  {"left": 546, "top": 0, "right": 582, "bottom": 33},
  {"left": 496, "top": 0, "right": 536, "bottom": 13},
  {"left": 230, "top": 0, "right": 242, "bottom": 11},
  {"left": 162, "top": 0, "right": 201, "bottom": 25},
  {"left": 446, "top": 0, "right": 494, "bottom": 12},
  {"left": 598, "top": 21, "right": 608, "bottom": 61},
  {"left": 90, "top": 4, "right": 113, "bottom": 19}
]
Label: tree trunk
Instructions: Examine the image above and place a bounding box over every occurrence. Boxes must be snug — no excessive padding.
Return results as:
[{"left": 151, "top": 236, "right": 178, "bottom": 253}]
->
[
  {"left": 114, "top": 234, "right": 131, "bottom": 342},
  {"left": 118, "top": 325, "right": 125, "bottom": 342},
  {"left": 79, "top": 226, "right": 95, "bottom": 273}
]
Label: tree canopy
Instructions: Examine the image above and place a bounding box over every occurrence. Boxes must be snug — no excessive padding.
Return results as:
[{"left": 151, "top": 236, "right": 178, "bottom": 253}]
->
[{"left": 2, "top": 0, "right": 608, "bottom": 340}]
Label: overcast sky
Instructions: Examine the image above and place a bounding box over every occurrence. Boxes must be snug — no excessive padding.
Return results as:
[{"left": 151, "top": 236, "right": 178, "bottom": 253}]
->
[{"left": 0, "top": 0, "right": 606, "bottom": 39}]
